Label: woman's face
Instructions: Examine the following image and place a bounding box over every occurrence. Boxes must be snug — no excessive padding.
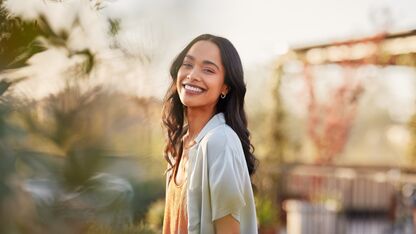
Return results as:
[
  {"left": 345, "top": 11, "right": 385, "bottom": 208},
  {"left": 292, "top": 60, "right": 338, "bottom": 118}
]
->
[{"left": 176, "top": 40, "right": 228, "bottom": 112}]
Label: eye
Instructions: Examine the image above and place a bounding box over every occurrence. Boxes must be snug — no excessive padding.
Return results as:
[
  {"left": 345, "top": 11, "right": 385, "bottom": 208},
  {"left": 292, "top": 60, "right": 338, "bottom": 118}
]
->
[
  {"left": 182, "top": 62, "right": 193, "bottom": 68},
  {"left": 203, "top": 68, "right": 215, "bottom": 74}
]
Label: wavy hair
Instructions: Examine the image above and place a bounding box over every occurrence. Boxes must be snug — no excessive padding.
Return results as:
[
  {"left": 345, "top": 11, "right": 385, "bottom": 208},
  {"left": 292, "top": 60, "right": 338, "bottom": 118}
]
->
[{"left": 162, "top": 34, "right": 257, "bottom": 177}]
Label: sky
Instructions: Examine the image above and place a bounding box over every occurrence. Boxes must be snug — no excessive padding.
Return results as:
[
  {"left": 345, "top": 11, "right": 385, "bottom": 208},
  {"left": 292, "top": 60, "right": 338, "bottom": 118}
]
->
[
  {"left": 2, "top": 0, "right": 416, "bottom": 99},
  {"left": 95, "top": 0, "right": 416, "bottom": 101},
  {"left": 104, "top": 0, "right": 416, "bottom": 65}
]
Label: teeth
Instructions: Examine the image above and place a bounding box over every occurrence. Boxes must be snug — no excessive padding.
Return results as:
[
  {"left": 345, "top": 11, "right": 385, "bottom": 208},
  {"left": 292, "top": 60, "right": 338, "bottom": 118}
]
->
[{"left": 184, "top": 85, "right": 203, "bottom": 93}]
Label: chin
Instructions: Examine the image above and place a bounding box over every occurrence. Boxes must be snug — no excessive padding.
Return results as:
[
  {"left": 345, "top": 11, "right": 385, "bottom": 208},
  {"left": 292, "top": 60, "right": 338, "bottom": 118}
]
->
[
  {"left": 180, "top": 96, "right": 201, "bottom": 107},
  {"left": 180, "top": 95, "right": 217, "bottom": 109},
  {"left": 182, "top": 101, "right": 201, "bottom": 108}
]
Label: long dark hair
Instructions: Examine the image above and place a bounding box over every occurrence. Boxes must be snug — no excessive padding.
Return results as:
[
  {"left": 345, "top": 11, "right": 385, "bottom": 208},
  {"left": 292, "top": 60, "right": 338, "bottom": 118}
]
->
[{"left": 162, "top": 34, "right": 257, "bottom": 177}]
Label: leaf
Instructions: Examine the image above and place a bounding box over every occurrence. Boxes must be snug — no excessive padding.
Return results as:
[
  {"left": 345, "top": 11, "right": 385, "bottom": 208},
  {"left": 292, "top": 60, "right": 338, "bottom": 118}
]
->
[
  {"left": 0, "top": 80, "right": 10, "bottom": 96},
  {"left": 6, "top": 40, "right": 47, "bottom": 69}
]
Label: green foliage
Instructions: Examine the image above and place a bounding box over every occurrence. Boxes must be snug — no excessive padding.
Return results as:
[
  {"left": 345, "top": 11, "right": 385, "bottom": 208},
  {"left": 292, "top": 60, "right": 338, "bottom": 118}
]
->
[
  {"left": 130, "top": 179, "right": 165, "bottom": 221},
  {"left": 255, "top": 195, "right": 279, "bottom": 228},
  {"left": 0, "top": 1, "right": 167, "bottom": 233},
  {"left": 0, "top": 99, "right": 15, "bottom": 200},
  {"left": 86, "top": 221, "right": 157, "bottom": 234},
  {"left": 0, "top": 81, "right": 44, "bottom": 233},
  {"left": 0, "top": 2, "right": 97, "bottom": 76},
  {"left": 0, "top": 0, "right": 41, "bottom": 71},
  {"left": 0, "top": 85, "right": 165, "bottom": 232},
  {"left": 109, "top": 19, "right": 121, "bottom": 36},
  {"left": 145, "top": 199, "right": 165, "bottom": 232},
  {"left": 409, "top": 114, "right": 416, "bottom": 164}
]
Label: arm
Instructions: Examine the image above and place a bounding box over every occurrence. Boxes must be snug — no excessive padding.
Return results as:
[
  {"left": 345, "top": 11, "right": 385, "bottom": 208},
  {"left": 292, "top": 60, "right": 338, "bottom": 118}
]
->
[
  {"left": 206, "top": 131, "right": 246, "bottom": 233},
  {"left": 214, "top": 214, "right": 240, "bottom": 234}
]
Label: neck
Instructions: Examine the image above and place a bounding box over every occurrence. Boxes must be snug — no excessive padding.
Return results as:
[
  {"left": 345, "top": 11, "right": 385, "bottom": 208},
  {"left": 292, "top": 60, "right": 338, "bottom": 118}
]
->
[{"left": 186, "top": 107, "right": 216, "bottom": 139}]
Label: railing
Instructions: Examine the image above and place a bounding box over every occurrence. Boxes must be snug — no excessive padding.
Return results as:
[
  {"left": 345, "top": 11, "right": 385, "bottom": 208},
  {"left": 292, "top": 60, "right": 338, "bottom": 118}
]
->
[{"left": 279, "top": 164, "right": 416, "bottom": 234}]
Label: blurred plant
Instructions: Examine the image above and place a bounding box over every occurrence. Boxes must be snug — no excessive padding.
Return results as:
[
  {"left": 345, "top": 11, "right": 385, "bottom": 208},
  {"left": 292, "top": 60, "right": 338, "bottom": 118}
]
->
[
  {"left": 256, "top": 195, "right": 279, "bottom": 233},
  {"left": 0, "top": 90, "right": 17, "bottom": 194},
  {"left": 0, "top": 0, "right": 42, "bottom": 71},
  {"left": 409, "top": 114, "right": 416, "bottom": 164},
  {"left": 0, "top": 84, "right": 165, "bottom": 234},
  {"left": 85, "top": 221, "right": 156, "bottom": 234},
  {"left": 283, "top": 30, "right": 416, "bottom": 165},
  {"left": 253, "top": 55, "right": 296, "bottom": 234},
  {"left": 310, "top": 193, "right": 342, "bottom": 212},
  {"left": 10, "top": 84, "right": 164, "bottom": 232},
  {"left": 0, "top": 78, "right": 46, "bottom": 233},
  {"left": 144, "top": 199, "right": 165, "bottom": 232},
  {"left": 7, "top": 86, "right": 133, "bottom": 232},
  {"left": 0, "top": 0, "right": 120, "bottom": 84},
  {"left": 0, "top": 1, "right": 167, "bottom": 233},
  {"left": 130, "top": 179, "right": 165, "bottom": 222},
  {"left": 267, "top": 58, "right": 288, "bottom": 163},
  {"left": 305, "top": 65, "right": 364, "bottom": 164}
]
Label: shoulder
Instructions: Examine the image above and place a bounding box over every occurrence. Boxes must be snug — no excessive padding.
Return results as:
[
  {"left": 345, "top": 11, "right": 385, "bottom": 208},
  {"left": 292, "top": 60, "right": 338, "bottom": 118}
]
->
[
  {"left": 203, "top": 123, "right": 240, "bottom": 147},
  {"left": 200, "top": 124, "right": 243, "bottom": 160}
]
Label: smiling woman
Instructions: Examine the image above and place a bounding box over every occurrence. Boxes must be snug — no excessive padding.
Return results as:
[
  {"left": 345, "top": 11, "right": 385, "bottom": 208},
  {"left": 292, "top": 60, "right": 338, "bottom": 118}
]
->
[
  {"left": 162, "top": 34, "right": 258, "bottom": 234},
  {"left": 176, "top": 40, "right": 229, "bottom": 113}
]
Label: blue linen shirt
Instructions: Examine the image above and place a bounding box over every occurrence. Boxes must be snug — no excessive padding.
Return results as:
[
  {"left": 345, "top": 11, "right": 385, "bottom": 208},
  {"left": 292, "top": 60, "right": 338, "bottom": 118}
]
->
[{"left": 184, "top": 112, "right": 258, "bottom": 234}]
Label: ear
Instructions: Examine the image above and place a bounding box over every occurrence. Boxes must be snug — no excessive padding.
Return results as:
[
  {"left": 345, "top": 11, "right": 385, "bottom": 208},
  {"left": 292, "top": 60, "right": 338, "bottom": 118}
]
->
[{"left": 221, "top": 84, "right": 229, "bottom": 95}]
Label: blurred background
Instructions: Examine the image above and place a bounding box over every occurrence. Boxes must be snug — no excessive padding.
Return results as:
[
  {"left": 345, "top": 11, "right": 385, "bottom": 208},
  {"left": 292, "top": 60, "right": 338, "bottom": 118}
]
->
[{"left": 0, "top": 0, "right": 416, "bottom": 233}]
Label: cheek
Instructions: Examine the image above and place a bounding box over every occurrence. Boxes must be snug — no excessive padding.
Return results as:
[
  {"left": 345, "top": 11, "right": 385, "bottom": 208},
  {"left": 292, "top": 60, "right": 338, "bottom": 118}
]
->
[
  {"left": 208, "top": 76, "right": 225, "bottom": 93},
  {"left": 176, "top": 78, "right": 181, "bottom": 90},
  {"left": 176, "top": 75, "right": 184, "bottom": 90}
]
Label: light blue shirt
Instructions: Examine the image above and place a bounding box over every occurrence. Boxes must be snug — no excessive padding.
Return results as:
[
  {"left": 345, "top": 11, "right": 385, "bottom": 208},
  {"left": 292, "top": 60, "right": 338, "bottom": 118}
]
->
[{"left": 185, "top": 112, "right": 258, "bottom": 234}]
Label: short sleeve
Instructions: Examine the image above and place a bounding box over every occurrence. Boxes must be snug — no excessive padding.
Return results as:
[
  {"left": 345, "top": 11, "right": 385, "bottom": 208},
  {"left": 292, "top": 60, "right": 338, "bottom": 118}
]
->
[{"left": 208, "top": 140, "right": 246, "bottom": 222}]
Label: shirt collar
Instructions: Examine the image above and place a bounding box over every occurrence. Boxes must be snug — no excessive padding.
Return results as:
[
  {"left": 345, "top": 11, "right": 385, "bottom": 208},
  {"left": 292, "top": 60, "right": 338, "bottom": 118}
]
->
[{"left": 194, "top": 112, "right": 225, "bottom": 144}]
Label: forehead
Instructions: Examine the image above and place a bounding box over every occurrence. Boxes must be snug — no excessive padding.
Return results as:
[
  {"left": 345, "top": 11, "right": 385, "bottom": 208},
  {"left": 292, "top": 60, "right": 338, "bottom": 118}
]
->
[{"left": 185, "top": 40, "right": 222, "bottom": 65}]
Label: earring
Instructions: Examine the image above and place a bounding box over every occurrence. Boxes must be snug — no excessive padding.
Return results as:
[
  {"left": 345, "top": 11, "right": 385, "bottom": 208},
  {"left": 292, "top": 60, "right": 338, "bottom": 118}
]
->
[{"left": 220, "top": 93, "right": 226, "bottom": 99}]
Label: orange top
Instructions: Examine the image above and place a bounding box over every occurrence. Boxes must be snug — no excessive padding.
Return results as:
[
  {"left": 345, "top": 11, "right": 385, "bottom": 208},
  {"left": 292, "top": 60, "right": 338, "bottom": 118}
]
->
[{"left": 163, "top": 175, "right": 188, "bottom": 234}]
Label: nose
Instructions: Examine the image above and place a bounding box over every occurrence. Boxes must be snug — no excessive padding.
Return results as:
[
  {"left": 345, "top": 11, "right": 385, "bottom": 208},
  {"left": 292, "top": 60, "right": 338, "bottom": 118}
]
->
[{"left": 186, "top": 68, "right": 201, "bottom": 81}]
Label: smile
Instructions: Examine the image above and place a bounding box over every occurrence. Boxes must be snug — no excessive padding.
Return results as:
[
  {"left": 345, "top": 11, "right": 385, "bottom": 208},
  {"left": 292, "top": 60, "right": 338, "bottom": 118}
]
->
[{"left": 183, "top": 84, "right": 205, "bottom": 94}]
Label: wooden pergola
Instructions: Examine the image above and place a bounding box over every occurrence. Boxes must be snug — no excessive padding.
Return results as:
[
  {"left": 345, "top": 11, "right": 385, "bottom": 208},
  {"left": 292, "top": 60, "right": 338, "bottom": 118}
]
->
[
  {"left": 264, "top": 29, "right": 416, "bottom": 234},
  {"left": 290, "top": 29, "right": 416, "bottom": 67}
]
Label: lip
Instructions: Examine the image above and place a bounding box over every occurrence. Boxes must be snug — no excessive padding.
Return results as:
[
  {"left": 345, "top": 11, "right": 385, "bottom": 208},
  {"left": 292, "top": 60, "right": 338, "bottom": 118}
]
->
[
  {"left": 181, "top": 83, "right": 206, "bottom": 95},
  {"left": 182, "top": 83, "right": 206, "bottom": 91}
]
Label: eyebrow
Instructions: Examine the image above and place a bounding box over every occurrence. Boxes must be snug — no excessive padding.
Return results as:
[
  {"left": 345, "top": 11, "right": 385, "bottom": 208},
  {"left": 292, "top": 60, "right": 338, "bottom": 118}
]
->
[{"left": 184, "top": 55, "right": 221, "bottom": 71}]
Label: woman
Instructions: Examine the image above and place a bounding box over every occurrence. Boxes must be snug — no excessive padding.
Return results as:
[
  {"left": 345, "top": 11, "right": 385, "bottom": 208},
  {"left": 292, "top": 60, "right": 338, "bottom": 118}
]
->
[{"left": 162, "top": 34, "right": 258, "bottom": 234}]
